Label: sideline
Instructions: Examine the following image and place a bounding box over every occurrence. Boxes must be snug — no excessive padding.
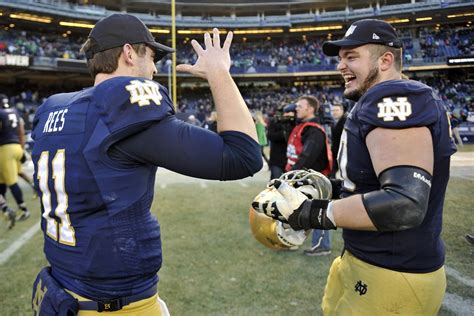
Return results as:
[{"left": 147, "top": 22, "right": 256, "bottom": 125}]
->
[
  {"left": 0, "top": 221, "right": 41, "bottom": 265},
  {"left": 442, "top": 292, "right": 474, "bottom": 315},
  {"left": 445, "top": 266, "right": 474, "bottom": 288}
]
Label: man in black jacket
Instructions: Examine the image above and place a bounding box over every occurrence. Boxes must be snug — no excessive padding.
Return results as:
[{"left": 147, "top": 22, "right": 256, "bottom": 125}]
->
[{"left": 267, "top": 104, "right": 296, "bottom": 180}]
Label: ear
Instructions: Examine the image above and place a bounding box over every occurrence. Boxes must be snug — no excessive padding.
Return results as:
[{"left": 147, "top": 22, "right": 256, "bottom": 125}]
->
[
  {"left": 121, "top": 44, "right": 134, "bottom": 66},
  {"left": 379, "top": 51, "right": 394, "bottom": 71}
]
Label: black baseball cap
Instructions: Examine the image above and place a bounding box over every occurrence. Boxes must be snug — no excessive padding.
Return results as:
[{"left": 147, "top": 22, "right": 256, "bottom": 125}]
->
[
  {"left": 323, "top": 19, "right": 402, "bottom": 56},
  {"left": 84, "top": 13, "right": 174, "bottom": 62}
]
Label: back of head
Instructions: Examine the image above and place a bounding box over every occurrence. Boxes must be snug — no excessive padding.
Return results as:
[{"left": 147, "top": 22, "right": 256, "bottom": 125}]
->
[{"left": 0, "top": 94, "right": 9, "bottom": 108}]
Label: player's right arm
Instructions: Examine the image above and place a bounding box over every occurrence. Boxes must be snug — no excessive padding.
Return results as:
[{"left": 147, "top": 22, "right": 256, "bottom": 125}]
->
[{"left": 175, "top": 28, "right": 258, "bottom": 142}]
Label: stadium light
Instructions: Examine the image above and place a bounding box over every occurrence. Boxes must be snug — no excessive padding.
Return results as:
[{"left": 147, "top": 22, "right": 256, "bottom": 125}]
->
[
  {"left": 9, "top": 13, "right": 52, "bottom": 23},
  {"left": 416, "top": 17, "right": 432, "bottom": 22},
  {"left": 177, "top": 28, "right": 283, "bottom": 35},
  {"left": 233, "top": 29, "right": 284, "bottom": 34},
  {"left": 59, "top": 21, "right": 94, "bottom": 28},
  {"left": 150, "top": 28, "right": 170, "bottom": 34},
  {"left": 447, "top": 13, "right": 474, "bottom": 18},
  {"left": 384, "top": 18, "right": 410, "bottom": 24},
  {"left": 178, "top": 29, "right": 227, "bottom": 34},
  {"left": 289, "top": 25, "right": 342, "bottom": 32}
]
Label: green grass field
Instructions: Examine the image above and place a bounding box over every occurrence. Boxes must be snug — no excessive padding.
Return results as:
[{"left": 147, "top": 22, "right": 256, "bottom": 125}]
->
[{"left": 0, "top": 149, "right": 472, "bottom": 315}]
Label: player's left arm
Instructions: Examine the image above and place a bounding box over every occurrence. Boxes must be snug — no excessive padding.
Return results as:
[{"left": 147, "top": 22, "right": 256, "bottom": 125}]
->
[
  {"left": 263, "top": 126, "right": 433, "bottom": 231},
  {"left": 331, "top": 126, "right": 433, "bottom": 230}
]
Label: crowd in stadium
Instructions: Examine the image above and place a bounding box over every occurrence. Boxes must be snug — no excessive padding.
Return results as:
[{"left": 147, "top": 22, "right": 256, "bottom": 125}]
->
[
  {"left": 3, "top": 77, "right": 472, "bottom": 134},
  {"left": 1, "top": 24, "right": 473, "bottom": 72}
]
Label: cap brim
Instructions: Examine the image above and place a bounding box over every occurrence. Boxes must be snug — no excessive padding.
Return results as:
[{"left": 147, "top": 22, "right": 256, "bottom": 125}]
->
[
  {"left": 322, "top": 39, "right": 367, "bottom": 56},
  {"left": 147, "top": 41, "right": 175, "bottom": 62}
]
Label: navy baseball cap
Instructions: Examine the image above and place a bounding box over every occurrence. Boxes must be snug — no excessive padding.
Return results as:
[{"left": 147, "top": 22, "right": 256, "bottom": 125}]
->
[
  {"left": 283, "top": 104, "right": 296, "bottom": 113},
  {"left": 323, "top": 19, "right": 402, "bottom": 56},
  {"left": 84, "top": 13, "right": 174, "bottom": 62}
]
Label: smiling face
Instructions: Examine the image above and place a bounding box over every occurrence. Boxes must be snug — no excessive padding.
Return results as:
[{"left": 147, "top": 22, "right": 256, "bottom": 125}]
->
[{"left": 337, "top": 45, "right": 381, "bottom": 101}]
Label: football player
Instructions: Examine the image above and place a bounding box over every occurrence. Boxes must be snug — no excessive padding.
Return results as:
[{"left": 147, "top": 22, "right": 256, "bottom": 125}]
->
[
  {"left": 0, "top": 95, "right": 30, "bottom": 221},
  {"left": 254, "top": 19, "right": 456, "bottom": 315},
  {"left": 31, "top": 14, "right": 261, "bottom": 315}
]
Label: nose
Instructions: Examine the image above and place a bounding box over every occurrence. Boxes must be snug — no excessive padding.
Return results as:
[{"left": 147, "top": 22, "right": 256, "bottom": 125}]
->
[
  {"left": 336, "top": 60, "right": 345, "bottom": 71},
  {"left": 152, "top": 63, "right": 158, "bottom": 76}
]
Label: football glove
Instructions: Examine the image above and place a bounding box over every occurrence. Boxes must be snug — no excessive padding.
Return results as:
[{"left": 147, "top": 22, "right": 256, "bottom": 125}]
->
[
  {"left": 251, "top": 180, "right": 308, "bottom": 223},
  {"left": 273, "top": 180, "right": 336, "bottom": 231}
]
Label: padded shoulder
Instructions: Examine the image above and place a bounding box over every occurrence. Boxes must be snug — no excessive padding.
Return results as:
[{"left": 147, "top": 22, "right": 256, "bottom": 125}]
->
[
  {"left": 93, "top": 77, "right": 175, "bottom": 133},
  {"left": 357, "top": 80, "right": 439, "bottom": 138}
]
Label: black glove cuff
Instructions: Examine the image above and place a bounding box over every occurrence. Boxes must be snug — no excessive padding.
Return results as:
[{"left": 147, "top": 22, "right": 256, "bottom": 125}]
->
[
  {"left": 309, "top": 199, "right": 335, "bottom": 230},
  {"left": 287, "top": 199, "right": 311, "bottom": 230}
]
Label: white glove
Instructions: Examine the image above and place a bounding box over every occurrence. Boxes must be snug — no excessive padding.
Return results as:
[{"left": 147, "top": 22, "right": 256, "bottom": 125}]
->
[{"left": 252, "top": 180, "right": 308, "bottom": 222}]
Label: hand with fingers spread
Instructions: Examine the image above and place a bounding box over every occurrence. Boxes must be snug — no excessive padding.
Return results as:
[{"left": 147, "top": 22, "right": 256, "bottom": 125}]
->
[{"left": 176, "top": 28, "right": 233, "bottom": 80}]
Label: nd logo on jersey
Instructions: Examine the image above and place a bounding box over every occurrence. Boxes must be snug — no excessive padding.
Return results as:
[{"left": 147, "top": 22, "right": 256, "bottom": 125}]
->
[
  {"left": 125, "top": 80, "right": 163, "bottom": 106},
  {"left": 377, "top": 97, "right": 412, "bottom": 121}
]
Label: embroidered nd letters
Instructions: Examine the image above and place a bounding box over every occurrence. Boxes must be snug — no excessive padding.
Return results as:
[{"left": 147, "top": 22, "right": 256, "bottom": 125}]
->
[
  {"left": 125, "top": 80, "right": 163, "bottom": 106},
  {"left": 377, "top": 97, "right": 412, "bottom": 121},
  {"left": 32, "top": 279, "right": 48, "bottom": 315}
]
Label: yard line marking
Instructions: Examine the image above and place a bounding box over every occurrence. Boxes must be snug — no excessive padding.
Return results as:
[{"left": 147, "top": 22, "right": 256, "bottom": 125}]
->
[
  {"left": 453, "top": 175, "right": 473, "bottom": 181},
  {"left": 0, "top": 221, "right": 40, "bottom": 265},
  {"left": 239, "top": 181, "right": 248, "bottom": 188},
  {"left": 445, "top": 266, "right": 474, "bottom": 288},
  {"left": 442, "top": 292, "right": 474, "bottom": 315},
  {"left": 200, "top": 182, "right": 208, "bottom": 189}
]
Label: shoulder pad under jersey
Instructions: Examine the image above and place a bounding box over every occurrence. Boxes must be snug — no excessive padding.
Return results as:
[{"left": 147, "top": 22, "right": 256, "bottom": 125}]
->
[
  {"left": 93, "top": 77, "right": 175, "bottom": 133},
  {"left": 357, "top": 80, "right": 439, "bottom": 138}
]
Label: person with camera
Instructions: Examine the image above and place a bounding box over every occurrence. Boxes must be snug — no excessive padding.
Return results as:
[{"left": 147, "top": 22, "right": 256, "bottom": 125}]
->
[{"left": 266, "top": 104, "right": 296, "bottom": 180}]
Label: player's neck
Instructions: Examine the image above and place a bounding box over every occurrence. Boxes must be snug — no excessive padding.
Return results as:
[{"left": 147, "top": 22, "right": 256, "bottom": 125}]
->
[
  {"left": 94, "top": 68, "right": 136, "bottom": 86},
  {"left": 376, "top": 69, "right": 402, "bottom": 86}
]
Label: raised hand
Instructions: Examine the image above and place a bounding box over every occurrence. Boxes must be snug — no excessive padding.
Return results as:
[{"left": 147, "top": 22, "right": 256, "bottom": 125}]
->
[{"left": 176, "top": 28, "right": 233, "bottom": 80}]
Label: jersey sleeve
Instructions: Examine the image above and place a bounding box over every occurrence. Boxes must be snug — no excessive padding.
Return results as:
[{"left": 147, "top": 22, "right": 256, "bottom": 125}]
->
[
  {"left": 109, "top": 116, "right": 262, "bottom": 180},
  {"left": 357, "top": 80, "right": 439, "bottom": 139}
]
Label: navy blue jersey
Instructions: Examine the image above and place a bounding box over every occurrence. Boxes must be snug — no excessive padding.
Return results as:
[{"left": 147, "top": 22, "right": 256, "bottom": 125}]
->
[
  {"left": 31, "top": 77, "right": 175, "bottom": 300},
  {"left": 0, "top": 107, "right": 21, "bottom": 145},
  {"left": 338, "top": 80, "right": 456, "bottom": 273}
]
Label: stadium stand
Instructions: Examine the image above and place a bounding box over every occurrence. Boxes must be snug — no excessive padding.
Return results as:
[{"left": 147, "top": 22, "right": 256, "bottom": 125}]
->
[{"left": 0, "top": 0, "right": 473, "bottom": 142}]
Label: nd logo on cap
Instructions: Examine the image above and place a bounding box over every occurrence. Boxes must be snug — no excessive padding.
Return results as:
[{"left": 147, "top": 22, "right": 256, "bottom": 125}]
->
[{"left": 344, "top": 25, "right": 357, "bottom": 37}]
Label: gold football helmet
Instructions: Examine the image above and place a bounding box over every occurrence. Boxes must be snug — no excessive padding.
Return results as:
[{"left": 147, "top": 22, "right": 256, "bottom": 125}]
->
[
  {"left": 249, "top": 169, "right": 332, "bottom": 250},
  {"left": 249, "top": 207, "right": 308, "bottom": 250}
]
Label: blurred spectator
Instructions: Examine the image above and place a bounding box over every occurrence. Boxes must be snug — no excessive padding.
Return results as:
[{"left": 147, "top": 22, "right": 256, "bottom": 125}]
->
[
  {"left": 186, "top": 114, "right": 202, "bottom": 126},
  {"left": 450, "top": 114, "right": 464, "bottom": 148},
  {"left": 254, "top": 110, "right": 270, "bottom": 167},
  {"left": 203, "top": 111, "right": 218, "bottom": 133},
  {"left": 329, "top": 103, "right": 347, "bottom": 178}
]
